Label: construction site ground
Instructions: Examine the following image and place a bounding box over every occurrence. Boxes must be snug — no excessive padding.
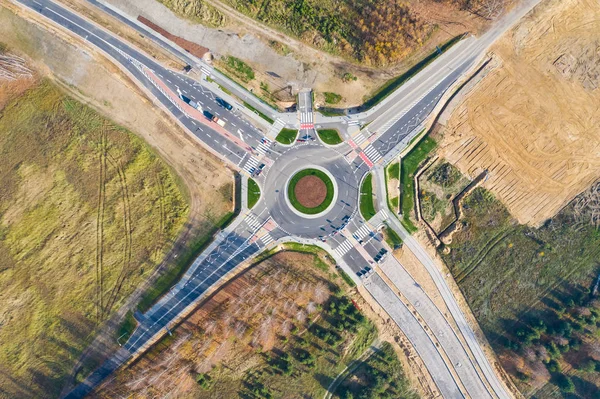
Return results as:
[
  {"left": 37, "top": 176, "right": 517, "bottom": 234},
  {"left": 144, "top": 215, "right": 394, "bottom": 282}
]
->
[{"left": 438, "top": 0, "right": 600, "bottom": 226}]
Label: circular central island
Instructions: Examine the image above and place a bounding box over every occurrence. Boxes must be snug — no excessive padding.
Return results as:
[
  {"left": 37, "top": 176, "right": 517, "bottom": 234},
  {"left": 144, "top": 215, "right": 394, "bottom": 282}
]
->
[{"left": 287, "top": 168, "right": 335, "bottom": 215}]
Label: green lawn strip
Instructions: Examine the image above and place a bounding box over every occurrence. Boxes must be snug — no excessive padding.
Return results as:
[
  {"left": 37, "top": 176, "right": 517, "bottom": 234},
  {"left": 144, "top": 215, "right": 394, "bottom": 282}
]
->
[
  {"left": 137, "top": 211, "right": 236, "bottom": 312},
  {"left": 317, "top": 129, "right": 343, "bottom": 145},
  {"left": 287, "top": 169, "right": 334, "bottom": 214},
  {"left": 360, "top": 173, "right": 377, "bottom": 221},
  {"left": 247, "top": 178, "right": 260, "bottom": 209},
  {"left": 276, "top": 128, "right": 299, "bottom": 144},
  {"left": 362, "top": 34, "right": 464, "bottom": 110},
  {"left": 384, "top": 161, "right": 400, "bottom": 212},
  {"left": 383, "top": 224, "right": 403, "bottom": 249},
  {"left": 115, "top": 311, "right": 137, "bottom": 342},
  {"left": 243, "top": 101, "right": 275, "bottom": 124},
  {"left": 323, "top": 92, "right": 342, "bottom": 104},
  {"left": 400, "top": 136, "right": 437, "bottom": 232}
]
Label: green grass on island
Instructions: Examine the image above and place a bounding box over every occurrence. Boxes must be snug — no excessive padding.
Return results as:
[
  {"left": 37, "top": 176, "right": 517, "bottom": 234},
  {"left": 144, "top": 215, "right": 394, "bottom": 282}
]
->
[
  {"left": 317, "top": 129, "right": 343, "bottom": 145},
  {"left": 400, "top": 135, "right": 436, "bottom": 232},
  {"left": 287, "top": 169, "right": 334, "bottom": 214},
  {"left": 360, "top": 173, "right": 377, "bottom": 221},
  {"left": 247, "top": 178, "right": 261, "bottom": 209},
  {"left": 276, "top": 128, "right": 299, "bottom": 145}
]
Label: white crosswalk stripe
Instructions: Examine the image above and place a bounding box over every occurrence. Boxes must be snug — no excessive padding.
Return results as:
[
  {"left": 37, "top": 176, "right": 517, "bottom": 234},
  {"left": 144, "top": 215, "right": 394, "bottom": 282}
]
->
[
  {"left": 245, "top": 214, "right": 262, "bottom": 230},
  {"left": 352, "top": 132, "right": 368, "bottom": 146},
  {"left": 353, "top": 225, "right": 373, "bottom": 241},
  {"left": 333, "top": 240, "right": 354, "bottom": 257},
  {"left": 348, "top": 120, "right": 360, "bottom": 126},
  {"left": 260, "top": 234, "right": 273, "bottom": 246},
  {"left": 364, "top": 144, "right": 382, "bottom": 163},
  {"left": 256, "top": 137, "right": 272, "bottom": 155},
  {"left": 201, "top": 65, "right": 213, "bottom": 76},
  {"left": 242, "top": 156, "right": 260, "bottom": 174}
]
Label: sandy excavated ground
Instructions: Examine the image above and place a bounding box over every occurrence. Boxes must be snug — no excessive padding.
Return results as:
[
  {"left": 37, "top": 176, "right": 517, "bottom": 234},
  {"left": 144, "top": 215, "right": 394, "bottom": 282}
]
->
[{"left": 439, "top": 0, "right": 600, "bottom": 226}]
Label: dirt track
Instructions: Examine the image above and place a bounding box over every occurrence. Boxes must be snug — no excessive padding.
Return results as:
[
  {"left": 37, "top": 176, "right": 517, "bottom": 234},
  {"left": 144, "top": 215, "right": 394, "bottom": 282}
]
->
[{"left": 440, "top": 0, "right": 600, "bottom": 226}]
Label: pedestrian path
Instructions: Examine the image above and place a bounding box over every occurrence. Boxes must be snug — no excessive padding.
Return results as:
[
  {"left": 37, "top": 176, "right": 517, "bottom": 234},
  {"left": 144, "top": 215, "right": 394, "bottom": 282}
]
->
[
  {"left": 260, "top": 234, "right": 274, "bottom": 247},
  {"left": 241, "top": 155, "right": 260, "bottom": 174},
  {"left": 267, "top": 118, "right": 286, "bottom": 139},
  {"left": 244, "top": 213, "right": 263, "bottom": 230}
]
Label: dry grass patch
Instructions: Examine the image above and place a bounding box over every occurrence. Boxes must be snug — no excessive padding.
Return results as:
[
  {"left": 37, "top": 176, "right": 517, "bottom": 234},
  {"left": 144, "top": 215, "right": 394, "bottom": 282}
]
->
[{"left": 0, "top": 80, "right": 188, "bottom": 398}]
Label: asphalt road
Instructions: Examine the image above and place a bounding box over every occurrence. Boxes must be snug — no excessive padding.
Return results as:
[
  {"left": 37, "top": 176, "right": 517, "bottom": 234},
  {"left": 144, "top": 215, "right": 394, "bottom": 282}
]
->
[{"left": 12, "top": 0, "right": 541, "bottom": 397}]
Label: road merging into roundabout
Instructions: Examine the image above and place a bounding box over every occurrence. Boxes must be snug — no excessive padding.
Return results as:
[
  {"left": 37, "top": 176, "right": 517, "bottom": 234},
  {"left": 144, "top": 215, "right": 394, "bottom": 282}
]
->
[{"left": 19, "top": 0, "right": 518, "bottom": 397}]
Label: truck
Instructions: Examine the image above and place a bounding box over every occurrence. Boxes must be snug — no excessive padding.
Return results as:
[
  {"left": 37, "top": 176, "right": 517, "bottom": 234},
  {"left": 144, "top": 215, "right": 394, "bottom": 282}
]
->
[
  {"left": 189, "top": 100, "right": 202, "bottom": 111},
  {"left": 203, "top": 110, "right": 226, "bottom": 127}
]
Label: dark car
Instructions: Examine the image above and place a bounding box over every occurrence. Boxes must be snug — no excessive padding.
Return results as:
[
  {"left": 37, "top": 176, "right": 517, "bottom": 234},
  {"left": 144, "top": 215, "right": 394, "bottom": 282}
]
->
[
  {"left": 216, "top": 97, "right": 233, "bottom": 110},
  {"left": 203, "top": 110, "right": 214, "bottom": 120}
]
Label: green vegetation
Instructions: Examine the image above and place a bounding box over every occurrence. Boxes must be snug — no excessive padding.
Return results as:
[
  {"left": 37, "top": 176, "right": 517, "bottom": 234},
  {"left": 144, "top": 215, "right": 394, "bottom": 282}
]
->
[
  {"left": 137, "top": 210, "right": 236, "bottom": 312},
  {"left": 429, "top": 161, "right": 462, "bottom": 188},
  {"left": 383, "top": 225, "right": 403, "bottom": 250},
  {"left": 441, "top": 183, "right": 600, "bottom": 396},
  {"left": 247, "top": 178, "right": 261, "bottom": 209},
  {"left": 400, "top": 135, "right": 436, "bottom": 232},
  {"left": 334, "top": 342, "right": 419, "bottom": 399},
  {"left": 223, "top": 55, "right": 255, "bottom": 82},
  {"left": 385, "top": 161, "right": 400, "bottom": 213},
  {"left": 362, "top": 34, "right": 464, "bottom": 110},
  {"left": 0, "top": 80, "right": 188, "bottom": 397},
  {"left": 360, "top": 173, "right": 377, "bottom": 221},
  {"left": 276, "top": 128, "right": 298, "bottom": 145},
  {"left": 324, "top": 92, "right": 342, "bottom": 104},
  {"left": 220, "top": 0, "right": 429, "bottom": 65},
  {"left": 287, "top": 169, "right": 335, "bottom": 214},
  {"left": 317, "top": 128, "right": 343, "bottom": 145},
  {"left": 243, "top": 101, "right": 275, "bottom": 124},
  {"left": 420, "top": 190, "right": 446, "bottom": 221},
  {"left": 156, "top": 0, "right": 225, "bottom": 27},
  {"left": 116, "top": 311, "right": 137, "bottom": 342}
]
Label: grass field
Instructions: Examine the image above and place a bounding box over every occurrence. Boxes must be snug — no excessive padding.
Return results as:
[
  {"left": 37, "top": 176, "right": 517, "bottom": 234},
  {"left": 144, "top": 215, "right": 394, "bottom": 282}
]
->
[
  {"left": 276, "top": 128, "right": 298, "bottom": 144},
  {"left": 441, "top": 185, "right": 600, "bottom": 396},
  {"left": 287, "top": 169, "right": 334, "bottom": 214},
  {"left": 247, "top": 178, "right": 261, "bottom": 209},
  {"left": 317, "top": 129, "right": 343, "bottom": 145},
  {"left": 0, "top": 80, "right": 189, "bottom": 398},
  {"left": 360, "top": 173, "right": 377, "bottom": 221},
  {"left": 400, "top": 136, "right": 436, "bottom": 232}
]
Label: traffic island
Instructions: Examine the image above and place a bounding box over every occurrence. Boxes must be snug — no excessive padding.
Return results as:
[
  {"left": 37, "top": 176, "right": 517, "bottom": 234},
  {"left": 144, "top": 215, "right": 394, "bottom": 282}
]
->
[{"left": 287, "top": 168, "right": 336, "bottom": 216}]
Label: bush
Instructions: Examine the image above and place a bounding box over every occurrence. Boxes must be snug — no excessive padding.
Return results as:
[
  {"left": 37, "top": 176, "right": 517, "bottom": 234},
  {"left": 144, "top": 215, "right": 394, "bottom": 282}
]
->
[
  {"left": 324, "top": 92, "right": 342, "bottom": 104},
  {"left": 554, "top": 374, "right": 575, "bottom": 393}
]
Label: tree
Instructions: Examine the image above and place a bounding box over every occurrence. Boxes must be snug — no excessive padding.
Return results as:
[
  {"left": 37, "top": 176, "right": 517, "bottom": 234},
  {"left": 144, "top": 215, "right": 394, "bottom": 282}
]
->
[{"left": 554, "top": 374, "right": 575, "bottom": 393}]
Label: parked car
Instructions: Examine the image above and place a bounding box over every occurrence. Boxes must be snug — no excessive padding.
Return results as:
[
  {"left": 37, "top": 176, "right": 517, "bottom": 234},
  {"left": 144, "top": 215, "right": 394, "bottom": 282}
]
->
[{"left": 216, "top": 97, "right": 233, "bottom": 110}]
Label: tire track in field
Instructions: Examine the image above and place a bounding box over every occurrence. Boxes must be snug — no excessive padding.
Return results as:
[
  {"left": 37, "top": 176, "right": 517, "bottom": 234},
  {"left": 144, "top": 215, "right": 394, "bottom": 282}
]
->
[
  {"left": 153, "top": 170, "right": 166, "bottom": 259},
  {"left": 103, "top": 150, "right": 133, "bottom": 316},
  {"left": 95, "top": 124, "right": 108, "bottom": 322}
]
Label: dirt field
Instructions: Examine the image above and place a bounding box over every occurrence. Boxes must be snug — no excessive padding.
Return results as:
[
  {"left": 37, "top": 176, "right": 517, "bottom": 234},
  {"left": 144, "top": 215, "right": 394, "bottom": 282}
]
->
[
  {"left": 439, "top": 0, "right": 600, "bottom": 226},
  {"left": 295, "top": 175, "right": 327, "bottom": 207}
]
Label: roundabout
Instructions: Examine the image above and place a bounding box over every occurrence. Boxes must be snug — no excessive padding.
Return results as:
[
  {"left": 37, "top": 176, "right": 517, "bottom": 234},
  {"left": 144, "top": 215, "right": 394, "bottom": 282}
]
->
[{"left": 260, "top": 144, "right": 363, "bottom": 238}]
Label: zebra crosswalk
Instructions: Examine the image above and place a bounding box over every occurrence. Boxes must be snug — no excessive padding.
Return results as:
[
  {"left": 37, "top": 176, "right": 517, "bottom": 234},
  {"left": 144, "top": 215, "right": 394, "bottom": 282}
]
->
[
  {"left": 333, "top": 240, "right": 354, "bottom": 257},
  {"left": 201, "top": 65, "right": 213, "bottom": 77},
  {"left": 256, "top": 137, "right": 272, "bottom": 156},
  {"left": 245, "top": 214, "right": 262, "bottom": 230},
  {"left": 352, "top": 131, "right": 368, "bottom": 146},
  {"left": 353, "top": 225, "right": 373, "bottom": 241},
  {"left": 241, "top": 155, "right": 260, "bottom": 174},
  {"left": 260, "top": 234, "right": 274, "bottom": 246},
  {"left": 299, "top": 109, "right": 314, "bottom": 130},
  {"left": 364, "top": 144, "right": 382, "bottom": 163}
]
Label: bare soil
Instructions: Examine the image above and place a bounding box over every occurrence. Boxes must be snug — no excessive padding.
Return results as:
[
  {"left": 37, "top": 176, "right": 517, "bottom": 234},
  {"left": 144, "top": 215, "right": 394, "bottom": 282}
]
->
[
  {"left": 438, "top": 0, "right": 600, "bottom": 226},
  {"left": 295, "top": 175, "right": 326, "bottom": 208}
]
